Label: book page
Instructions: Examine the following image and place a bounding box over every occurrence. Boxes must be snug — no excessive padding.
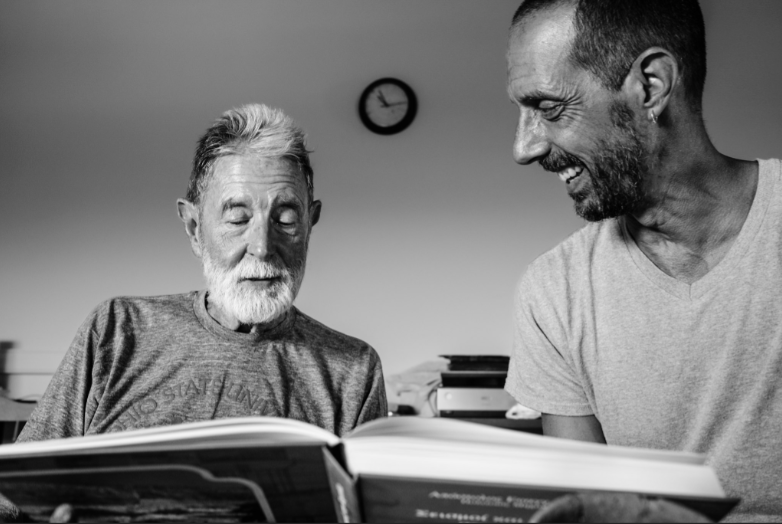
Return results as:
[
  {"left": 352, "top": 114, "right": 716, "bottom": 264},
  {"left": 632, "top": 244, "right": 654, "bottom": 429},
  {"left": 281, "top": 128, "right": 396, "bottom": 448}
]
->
[
  {"left": 347, "top": 417, "right": 705, "bottom": 465},
  {"left": 0, "top": 417, "right": 340, "bottom": 458},
  {"left": 343, "top": 437, "right": 725, "bottom": 499}
]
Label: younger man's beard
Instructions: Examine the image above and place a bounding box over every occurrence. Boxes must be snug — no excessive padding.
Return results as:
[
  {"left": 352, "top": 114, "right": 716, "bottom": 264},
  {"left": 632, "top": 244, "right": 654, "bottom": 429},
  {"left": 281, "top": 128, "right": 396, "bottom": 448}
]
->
[
  {"left": 201, "top": 249, "right": 306, "bottom": 326},
  {"left": 544, "top": 101, "right": 650, "bottom": 222}
]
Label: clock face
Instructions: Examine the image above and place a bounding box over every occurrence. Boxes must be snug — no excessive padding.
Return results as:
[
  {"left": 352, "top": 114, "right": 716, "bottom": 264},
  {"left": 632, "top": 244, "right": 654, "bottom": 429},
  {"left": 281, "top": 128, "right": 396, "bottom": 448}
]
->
[
  {"left": 359, "top": 78, "right": 417, "bottom": 135},
  {"left": 366, "top": 83, "right": 408, "bottom": 127}
]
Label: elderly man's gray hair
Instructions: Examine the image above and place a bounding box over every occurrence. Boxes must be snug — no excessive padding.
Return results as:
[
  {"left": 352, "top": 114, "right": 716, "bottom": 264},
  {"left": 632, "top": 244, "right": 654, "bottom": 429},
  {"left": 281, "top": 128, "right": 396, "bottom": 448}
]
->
[{"left": 187, "top": 103, "right": 314, "bottom": 206}]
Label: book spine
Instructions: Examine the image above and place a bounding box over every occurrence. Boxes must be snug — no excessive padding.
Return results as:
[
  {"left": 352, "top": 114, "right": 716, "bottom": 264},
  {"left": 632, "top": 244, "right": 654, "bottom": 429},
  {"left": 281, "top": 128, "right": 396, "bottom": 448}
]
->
[{"left": 323, "top": 445, "right": 362, "bottom": 523}]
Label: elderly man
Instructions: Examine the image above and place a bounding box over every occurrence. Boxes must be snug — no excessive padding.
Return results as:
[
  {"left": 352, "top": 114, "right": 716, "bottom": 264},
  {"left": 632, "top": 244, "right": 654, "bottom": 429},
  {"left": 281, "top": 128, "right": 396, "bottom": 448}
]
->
[
  {"left": 504, "top": 0, "right": 781, "bottom": 521},
  {"left": 18, "top": 103, "right": 387, "bottom": 442}
]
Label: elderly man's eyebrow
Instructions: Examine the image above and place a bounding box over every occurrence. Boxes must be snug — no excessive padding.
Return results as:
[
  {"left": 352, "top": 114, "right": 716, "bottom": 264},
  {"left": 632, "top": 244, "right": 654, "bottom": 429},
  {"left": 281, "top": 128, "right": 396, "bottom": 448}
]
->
[
  {"left": 220, "top": 198, "right": 249, "bottom": 214},
  {"left": 271, "top": 193, "right": 305, "bottom": 210}
]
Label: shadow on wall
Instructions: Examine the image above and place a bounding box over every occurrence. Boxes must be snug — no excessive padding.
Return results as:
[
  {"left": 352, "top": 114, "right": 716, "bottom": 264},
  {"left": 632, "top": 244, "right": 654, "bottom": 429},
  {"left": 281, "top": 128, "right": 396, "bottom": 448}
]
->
[{"left": 0, "top": 342, "right": 14, "bottom": 391}]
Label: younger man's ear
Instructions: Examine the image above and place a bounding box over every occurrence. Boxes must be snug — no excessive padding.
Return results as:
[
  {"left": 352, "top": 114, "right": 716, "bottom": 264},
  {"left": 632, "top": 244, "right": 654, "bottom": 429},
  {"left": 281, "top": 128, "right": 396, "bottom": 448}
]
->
[
  {"left": 176, "top": 198, "right": 202, "bottom": 258},
  {"left": 623, "top": 46, "right": 677, "bottom": 118},
  {"left": 310, "top": 200, "right": 322, "bottom": 227}
]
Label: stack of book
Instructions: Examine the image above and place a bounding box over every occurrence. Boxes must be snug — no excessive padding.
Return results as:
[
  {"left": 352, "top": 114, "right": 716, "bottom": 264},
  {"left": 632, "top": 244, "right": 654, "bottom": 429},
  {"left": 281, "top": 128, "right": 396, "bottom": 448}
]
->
[
  {"left": 436, "top": 355, "right": 518, "bottom": 419},
  {"left": 0, "top": 416, "right": 737, "bottom": 522}
]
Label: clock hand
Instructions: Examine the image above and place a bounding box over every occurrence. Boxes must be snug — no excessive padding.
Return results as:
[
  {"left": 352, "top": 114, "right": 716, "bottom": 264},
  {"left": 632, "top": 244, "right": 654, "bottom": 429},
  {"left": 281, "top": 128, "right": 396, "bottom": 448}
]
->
[{"left": 377, "top": 90, "right": 390, "bottom": 108}]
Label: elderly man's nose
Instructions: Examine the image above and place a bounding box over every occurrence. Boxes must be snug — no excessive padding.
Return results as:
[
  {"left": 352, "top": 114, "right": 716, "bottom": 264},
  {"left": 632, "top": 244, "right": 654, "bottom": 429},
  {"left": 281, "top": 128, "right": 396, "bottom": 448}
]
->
[
  {"left": 247, "top": 223, "right": 272, "bottom": 258},
  {"left": 513, "top": 113, "right": 550, "bottom": 165}
]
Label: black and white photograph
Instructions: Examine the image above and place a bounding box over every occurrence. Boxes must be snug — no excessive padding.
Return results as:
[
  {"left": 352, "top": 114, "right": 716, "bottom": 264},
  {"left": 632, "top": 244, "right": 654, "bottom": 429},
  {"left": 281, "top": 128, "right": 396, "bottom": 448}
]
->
[{"left": 0, "top": 1, "right": 780, "bottom": 522}]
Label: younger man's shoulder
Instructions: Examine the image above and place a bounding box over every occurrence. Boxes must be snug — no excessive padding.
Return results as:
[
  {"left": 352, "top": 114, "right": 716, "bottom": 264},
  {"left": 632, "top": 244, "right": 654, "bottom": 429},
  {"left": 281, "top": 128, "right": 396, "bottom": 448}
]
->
[
  {"left": 519, "top": 220, "right": 622, "bottom": 299},
  {"left": 529, "top": 221, "right": 615, "bottom": 272}
]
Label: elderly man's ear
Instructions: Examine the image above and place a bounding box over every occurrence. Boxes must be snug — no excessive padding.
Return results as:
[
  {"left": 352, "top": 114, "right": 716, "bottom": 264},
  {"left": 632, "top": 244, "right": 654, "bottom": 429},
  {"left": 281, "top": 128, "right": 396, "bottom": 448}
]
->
[
  {"left": 176, "top": 199, "right": 203, "bottom": 258},
  {"left": 310, "top": 200, "right": 322, "bottom": 227}
]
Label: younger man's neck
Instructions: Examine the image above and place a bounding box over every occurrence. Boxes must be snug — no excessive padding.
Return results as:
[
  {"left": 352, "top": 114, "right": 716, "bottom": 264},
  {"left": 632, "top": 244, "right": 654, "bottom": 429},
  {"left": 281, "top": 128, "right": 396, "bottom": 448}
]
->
[{"left": 625, "top": 128, "right": 758, "bottom": 283}]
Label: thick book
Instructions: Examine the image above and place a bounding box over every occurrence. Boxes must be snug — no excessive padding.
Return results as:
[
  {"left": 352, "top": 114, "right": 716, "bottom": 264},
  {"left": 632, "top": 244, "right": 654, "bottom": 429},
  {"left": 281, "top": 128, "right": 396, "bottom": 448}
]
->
[{"left": 0, "top": 417, "right": 738, "bottom": 522}]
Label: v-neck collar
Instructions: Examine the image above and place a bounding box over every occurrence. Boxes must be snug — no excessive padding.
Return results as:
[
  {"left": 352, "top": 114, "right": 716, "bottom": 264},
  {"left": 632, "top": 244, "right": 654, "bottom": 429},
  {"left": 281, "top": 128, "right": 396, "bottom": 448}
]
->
[{"left": 619, "top": 159, "right": 772, "bottom": 301}]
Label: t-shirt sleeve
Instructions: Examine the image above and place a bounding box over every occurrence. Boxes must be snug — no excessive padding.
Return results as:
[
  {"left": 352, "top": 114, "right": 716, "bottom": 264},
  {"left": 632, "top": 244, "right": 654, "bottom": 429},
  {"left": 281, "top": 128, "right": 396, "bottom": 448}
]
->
[
  {"left": 16, "top": 307, "right": 104, "bottom": 443},
  {"left": 505, "top": 269, "right": 593, "bottom": 416},
  {"left": 354, "top": 348, "right": 388, "bottom": 427}
]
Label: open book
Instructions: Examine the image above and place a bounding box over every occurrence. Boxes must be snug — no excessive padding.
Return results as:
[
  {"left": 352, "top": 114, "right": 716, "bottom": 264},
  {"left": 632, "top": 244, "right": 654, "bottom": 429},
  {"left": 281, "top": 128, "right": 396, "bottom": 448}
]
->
[{"left": 0, "top": 416, "right": 737, "bottom": 522}]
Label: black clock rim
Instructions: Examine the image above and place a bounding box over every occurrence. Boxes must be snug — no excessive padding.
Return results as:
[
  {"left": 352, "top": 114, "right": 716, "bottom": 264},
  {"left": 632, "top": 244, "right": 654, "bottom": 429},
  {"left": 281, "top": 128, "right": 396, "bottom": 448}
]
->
[{"left": 358, "top": 77, "right": 418, "bottom": 135}]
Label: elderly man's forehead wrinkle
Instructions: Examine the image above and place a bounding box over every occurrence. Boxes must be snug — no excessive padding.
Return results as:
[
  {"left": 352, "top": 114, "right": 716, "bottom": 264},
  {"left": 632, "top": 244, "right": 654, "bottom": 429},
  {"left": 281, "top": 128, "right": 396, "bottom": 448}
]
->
[{"left": 201, "top": 155, "right": 309, "bottom": 219}]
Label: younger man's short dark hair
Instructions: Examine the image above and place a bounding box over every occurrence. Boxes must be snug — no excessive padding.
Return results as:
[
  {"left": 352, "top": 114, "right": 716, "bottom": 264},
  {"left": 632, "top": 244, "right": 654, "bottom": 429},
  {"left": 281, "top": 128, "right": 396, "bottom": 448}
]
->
[{"left": 512, "top": 0, "right": 706, "bottom": 111}]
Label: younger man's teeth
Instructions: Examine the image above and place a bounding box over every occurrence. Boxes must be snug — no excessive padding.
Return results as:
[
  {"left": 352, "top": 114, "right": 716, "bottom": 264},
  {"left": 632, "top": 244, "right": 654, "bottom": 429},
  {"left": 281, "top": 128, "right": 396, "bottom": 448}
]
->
[{"left": 558, "top": 166, "right": 583, "bottom": 183}]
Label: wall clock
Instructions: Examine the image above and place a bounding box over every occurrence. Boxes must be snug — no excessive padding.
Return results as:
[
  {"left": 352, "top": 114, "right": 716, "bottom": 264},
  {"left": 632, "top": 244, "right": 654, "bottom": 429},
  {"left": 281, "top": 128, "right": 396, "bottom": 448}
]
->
[{"left": 358, "top": 77, "right": 418, "bottom": 135}]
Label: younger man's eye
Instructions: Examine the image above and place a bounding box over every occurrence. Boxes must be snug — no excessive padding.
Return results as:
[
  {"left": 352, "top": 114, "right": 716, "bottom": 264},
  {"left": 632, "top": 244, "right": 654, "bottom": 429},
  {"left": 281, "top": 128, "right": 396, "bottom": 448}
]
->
[{"left": 538, "top": 102, "right": 562, "bottom": 118}]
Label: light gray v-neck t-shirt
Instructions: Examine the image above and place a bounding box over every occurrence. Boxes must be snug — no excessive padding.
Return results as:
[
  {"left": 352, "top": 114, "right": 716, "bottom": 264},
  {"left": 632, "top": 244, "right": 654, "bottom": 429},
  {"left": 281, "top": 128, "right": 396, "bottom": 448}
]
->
[{"left": 507, "top": 159, "right": 782, "bottom": 522}]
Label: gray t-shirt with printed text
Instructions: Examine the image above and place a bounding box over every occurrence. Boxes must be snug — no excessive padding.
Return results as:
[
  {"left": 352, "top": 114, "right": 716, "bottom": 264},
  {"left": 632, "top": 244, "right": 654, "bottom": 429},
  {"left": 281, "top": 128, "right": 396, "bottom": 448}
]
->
[
  {"left": 507, "top": 159, "right": 782, "bottom": 522},
  {"left": 18, "top": 290, "right": 387, "bottom": 442}
]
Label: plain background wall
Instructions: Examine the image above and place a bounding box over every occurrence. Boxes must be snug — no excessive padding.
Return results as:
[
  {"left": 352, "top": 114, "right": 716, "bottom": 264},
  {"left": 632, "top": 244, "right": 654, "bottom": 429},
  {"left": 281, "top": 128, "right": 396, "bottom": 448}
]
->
[{"left": 1, "top": 0, "right": 781, "bottom": 398}]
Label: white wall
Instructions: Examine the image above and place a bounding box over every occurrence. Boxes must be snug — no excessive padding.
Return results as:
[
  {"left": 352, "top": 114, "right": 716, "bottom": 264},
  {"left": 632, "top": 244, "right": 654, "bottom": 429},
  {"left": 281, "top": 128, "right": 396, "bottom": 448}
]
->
[{"left": 1, "top": 0, "right": 781, "bottom": 398}]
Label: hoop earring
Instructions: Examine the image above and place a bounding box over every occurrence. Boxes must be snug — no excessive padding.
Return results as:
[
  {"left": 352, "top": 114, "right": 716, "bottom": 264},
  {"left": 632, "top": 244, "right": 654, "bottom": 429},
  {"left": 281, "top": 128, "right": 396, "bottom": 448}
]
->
[{"left": 649, "top": 111, "right": 658, "bottom": 124}]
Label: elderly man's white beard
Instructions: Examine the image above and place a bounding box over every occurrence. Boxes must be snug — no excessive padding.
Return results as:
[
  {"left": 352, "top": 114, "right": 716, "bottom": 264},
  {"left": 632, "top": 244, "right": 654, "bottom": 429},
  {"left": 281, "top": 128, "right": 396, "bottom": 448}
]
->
[{"left": 201, "top": 251, "right": 304, "bottom": 325}]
